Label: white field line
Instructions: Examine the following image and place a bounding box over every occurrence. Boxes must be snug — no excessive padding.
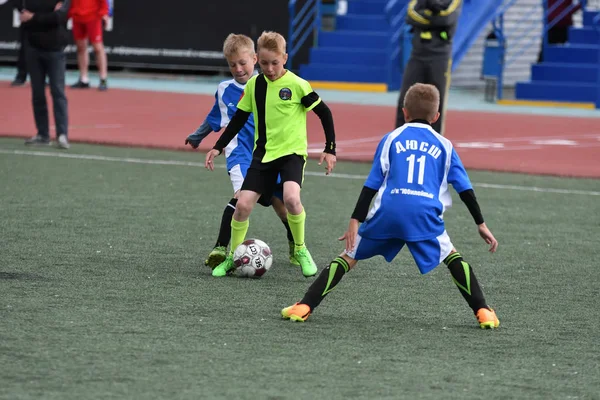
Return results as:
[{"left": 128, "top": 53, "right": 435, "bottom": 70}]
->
[{"left": 0, "top": 148, "right": 598, "bottom": 196}]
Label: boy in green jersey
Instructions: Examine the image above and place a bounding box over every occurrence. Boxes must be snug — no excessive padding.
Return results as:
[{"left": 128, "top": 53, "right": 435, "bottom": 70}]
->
[{"left": 205, "top": 31, "right": 337, "bottom": 278}]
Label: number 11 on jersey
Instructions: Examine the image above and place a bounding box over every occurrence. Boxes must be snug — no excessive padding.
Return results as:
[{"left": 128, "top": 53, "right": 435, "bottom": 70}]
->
[{"left": 406, "top": 154, "right": 426, "bottom": 185}]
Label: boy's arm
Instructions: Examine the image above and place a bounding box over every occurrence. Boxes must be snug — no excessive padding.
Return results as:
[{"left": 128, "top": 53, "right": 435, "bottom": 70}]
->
[
  {"left": 309, "top": 98, "right": 336, "bottom": 155},
  {"left": 351, "top": 186, "right": 378, "bottom": 222},
  {"left": 460, "top": 189, "right": 498, "bottom": 252},
  {"left": 185, "top": 119, "right": 213, "bottom": 146},
  {"left": 212, "top": 110, "right": 251, "bottom": 154},
  {"left": 458, "top": 189, "right": 484, "bottom": 225}
]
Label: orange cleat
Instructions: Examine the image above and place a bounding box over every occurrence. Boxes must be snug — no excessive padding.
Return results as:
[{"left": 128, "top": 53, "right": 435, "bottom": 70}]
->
[
  {"left": 476, "top": 308, "right": 500, "bottom": 329},
  {"left": 281, "top": 303, "right": 311, "bottom": 322}
]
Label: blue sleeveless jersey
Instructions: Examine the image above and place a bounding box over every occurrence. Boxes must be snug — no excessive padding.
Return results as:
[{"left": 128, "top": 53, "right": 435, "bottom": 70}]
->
[{"left": 359, "top": 122, "right": 472, "bottom": 241}]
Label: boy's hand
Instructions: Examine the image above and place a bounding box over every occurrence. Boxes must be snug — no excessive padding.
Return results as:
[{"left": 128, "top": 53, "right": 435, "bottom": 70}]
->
[
  {"left": 477, "top": 223, "right": 498, "bottom": 253},
  {"left": 54, "top": 2, "right": 63, "bottom": 11},
  {"left": 339, "top": 219, "right": 359, "bottom": 253},
  {"left": 205, "top": 149, "right": 220, "bottom": 171},
  {"left": 319, "top": 152, "right": 336, "bottom": 175},
  {"left": 184, "top": 135, "right": 202, "bottom": 149}
]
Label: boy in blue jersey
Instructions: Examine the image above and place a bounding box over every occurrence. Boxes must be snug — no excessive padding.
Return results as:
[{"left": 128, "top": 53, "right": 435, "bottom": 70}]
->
[
  {"left": 282, "top": 83, "right": 500, "bottom": 329},
  {"left": 185, "top": 34, "right": 298, "bottom": 269}
]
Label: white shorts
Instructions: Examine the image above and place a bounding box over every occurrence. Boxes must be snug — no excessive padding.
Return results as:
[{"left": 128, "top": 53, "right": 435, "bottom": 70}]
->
[{"left": 228, "top": 164, "right": 245, "bottom": 193}]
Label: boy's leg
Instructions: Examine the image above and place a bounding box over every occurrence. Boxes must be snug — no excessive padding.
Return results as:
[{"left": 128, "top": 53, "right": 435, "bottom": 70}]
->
[
  {"left": 444, "top": 251, "right": 499, "bottom": 328},
  {"left": 406, "top": 232, "right": 499, "bottom": 328},
  {"left": 71, "top": 20, "right": 90, "bottom": 87},
  {"left": 205, "top": 165, "right": 245, "bottom": 268},
  {"left": 270, "top": 195, "right": 298, "bottom": 265},
  {"left": 212, "top": 160, "right": 277, "bottom": 277},
  {"left": 281, "top": 255, "right": 355, "bottom": 322},
  {"left": 280, "top": 155, "right": 316, "bottom": 277},
  {"left": 211, "top": 190, "right": 260, "bottom": 277},
  {"left": 282, "top": 235, "right": 401, "bottom": 322},
  {"left": 89, "top": 20, "right": 108, "bottom": 91},
  {"left": 214, "top": 198, "right": 237, "bottom": 248},
  {"left": 204, "top": 198, "right": 237, "bottom": 269}
]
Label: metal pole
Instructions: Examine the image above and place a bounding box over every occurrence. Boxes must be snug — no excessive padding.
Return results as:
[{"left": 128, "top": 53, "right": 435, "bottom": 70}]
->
[
  {"left": 592, "top": 12, "right": 600, "bottom": 109},
  {"left": 288, "top": 0, "right": 296, "bottom": 70},
  {"left": 497, "top": 15, "right": 505, "bottom": 101}
]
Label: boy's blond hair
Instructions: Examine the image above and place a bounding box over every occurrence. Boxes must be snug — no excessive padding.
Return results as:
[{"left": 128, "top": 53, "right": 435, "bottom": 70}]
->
[
  {"left": 223, "top": 34, "right": 255, "bottom": 58},
  {"left": 403, "top": 83, "right": 440, "bottom": 122},
  {"left": 257, "top": 31, "right": 287, "bottom": 55}
]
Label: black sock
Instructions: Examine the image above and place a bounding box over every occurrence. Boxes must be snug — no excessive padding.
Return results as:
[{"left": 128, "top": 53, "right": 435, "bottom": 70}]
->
[
  {"left": 215, "top": 198, "right": 237, "bottom": 248},
  {"left": 282, "top": 220, "right": 294, "bottom": 242},
  {"left": 444, "top": 252, "right": 488, "bottom": 313},
  {"left": 300, "top": 257, "right": 349, "bottom": 310}
]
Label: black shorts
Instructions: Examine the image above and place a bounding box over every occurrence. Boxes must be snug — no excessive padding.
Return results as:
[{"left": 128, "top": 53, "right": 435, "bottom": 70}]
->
[{"left": 241, "top": 154, "right": 305, "bottom": 201}]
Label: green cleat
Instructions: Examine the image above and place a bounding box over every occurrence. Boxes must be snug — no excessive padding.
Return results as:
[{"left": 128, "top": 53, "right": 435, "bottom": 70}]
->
[
  {"left": 295, "top": 247, "right": 317, "bottom": 277},
  {"left": 205, "top": 246, "right": 227, "bottom": 269},
  {"left": 288, "top": 241, "right": 300, "bottom": 266},
  {"left": 212, "top": 256, "right": 235, "bottom": 277}
]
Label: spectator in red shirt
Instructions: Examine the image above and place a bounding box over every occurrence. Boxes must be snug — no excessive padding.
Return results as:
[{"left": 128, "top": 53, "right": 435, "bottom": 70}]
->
[
  {"left": 68, "top": 0, "right": 109, "bottom": 90},
  {"left": 538, "top": 0, "right": 582, "bottom": 62}
]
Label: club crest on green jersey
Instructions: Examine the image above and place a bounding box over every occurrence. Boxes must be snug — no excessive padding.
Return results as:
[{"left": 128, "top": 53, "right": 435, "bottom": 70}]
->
[{"left": 279, "top": 88, "right": 292, "bottom": 100}]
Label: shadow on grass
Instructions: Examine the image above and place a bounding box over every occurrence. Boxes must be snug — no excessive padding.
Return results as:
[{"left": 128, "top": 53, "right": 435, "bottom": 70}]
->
[{"left": 0, "top": 272, "right": 49, "bottom": 281}]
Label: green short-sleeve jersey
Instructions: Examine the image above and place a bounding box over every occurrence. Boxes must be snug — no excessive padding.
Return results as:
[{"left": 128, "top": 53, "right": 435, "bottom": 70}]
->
[{"left": 236, "top": 70, "right": 321, "bottom": 163}]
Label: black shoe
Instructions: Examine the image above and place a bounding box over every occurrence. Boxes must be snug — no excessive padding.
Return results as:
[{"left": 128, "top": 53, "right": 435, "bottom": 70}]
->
[
  {"left": 24, "top": 135, "right": 51, "bottom": 145},
  {"left": 11, "top": 77, "right": 26, "bottom": 86},
  {"left": 71, "top": 80, "right": 90, "bottom": 89}
]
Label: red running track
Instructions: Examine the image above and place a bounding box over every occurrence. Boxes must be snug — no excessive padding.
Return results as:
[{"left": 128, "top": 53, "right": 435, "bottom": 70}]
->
[{"left": 1, "top": 84, "right": 599, "bottom": 178}]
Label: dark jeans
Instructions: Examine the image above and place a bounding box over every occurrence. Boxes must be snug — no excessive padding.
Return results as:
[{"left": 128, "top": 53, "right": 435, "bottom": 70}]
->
[
  {"left": 16, "top": 27, "right": 27, "bottom": 80},
  {"left": 25, "top": 45, "right": 68, "bottom": 138},
  {"left": 395, "top": 55, "right": 452, "bottom": 135}
]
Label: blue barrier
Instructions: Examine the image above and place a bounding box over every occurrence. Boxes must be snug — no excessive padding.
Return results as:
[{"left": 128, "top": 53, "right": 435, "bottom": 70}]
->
[
  {"left": 482, "top": 16, "right": 507, "bottom": 101},
  {"left": 384, "top": 0, "right": 409, "bottom": 90},
  {"left": 288, "top": 0, "right": 321, "bottom": 71},
  {"left": 594, "top": 12, "right": 600, "bottom": 108},
  {"left": 452, "top": 0, "right": 506, "bottom": 69}
]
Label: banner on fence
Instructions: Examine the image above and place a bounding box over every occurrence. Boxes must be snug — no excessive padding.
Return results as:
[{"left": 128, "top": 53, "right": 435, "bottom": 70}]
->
[{"left": 0, "top": 0, "right": 291, "bottom": 71}]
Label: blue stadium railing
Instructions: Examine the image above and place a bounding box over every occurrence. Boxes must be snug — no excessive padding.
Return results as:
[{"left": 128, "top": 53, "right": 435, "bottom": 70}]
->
[
  {"left": 385, "top": 0, "right": 410, "bottom": 90},
  {"left": 288, "top": 0, "right": 321, "bottom": 71},
  {"left": 494, "top": 0, "right": 600, "bottom": 106},
  {"left": 594, "top": 12, "right": 600, "bottom": 108}
]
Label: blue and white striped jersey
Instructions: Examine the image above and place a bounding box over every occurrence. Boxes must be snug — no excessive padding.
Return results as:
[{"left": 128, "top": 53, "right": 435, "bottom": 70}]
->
[
  {"left": 206, "top": 78, "right": 255, "bottom": 171},
  {"left": 359, "top": 122, "right": 472, "bottom": 241}
]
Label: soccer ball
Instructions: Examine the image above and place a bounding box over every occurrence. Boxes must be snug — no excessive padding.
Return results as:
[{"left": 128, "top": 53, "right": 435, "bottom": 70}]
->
[{"left": 233, "top": 239, "right": 273, "bottom": 278}]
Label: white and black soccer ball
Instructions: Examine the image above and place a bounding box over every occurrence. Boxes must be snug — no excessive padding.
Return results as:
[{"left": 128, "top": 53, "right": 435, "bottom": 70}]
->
[{"left": 233, "top": 239, "right": 273, "bottom": 278}]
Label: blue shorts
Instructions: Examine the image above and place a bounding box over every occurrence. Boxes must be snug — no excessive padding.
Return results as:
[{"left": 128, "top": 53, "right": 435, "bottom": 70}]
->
[{"left": 345, "top": 231, "right": 454, "bottom": 274}]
